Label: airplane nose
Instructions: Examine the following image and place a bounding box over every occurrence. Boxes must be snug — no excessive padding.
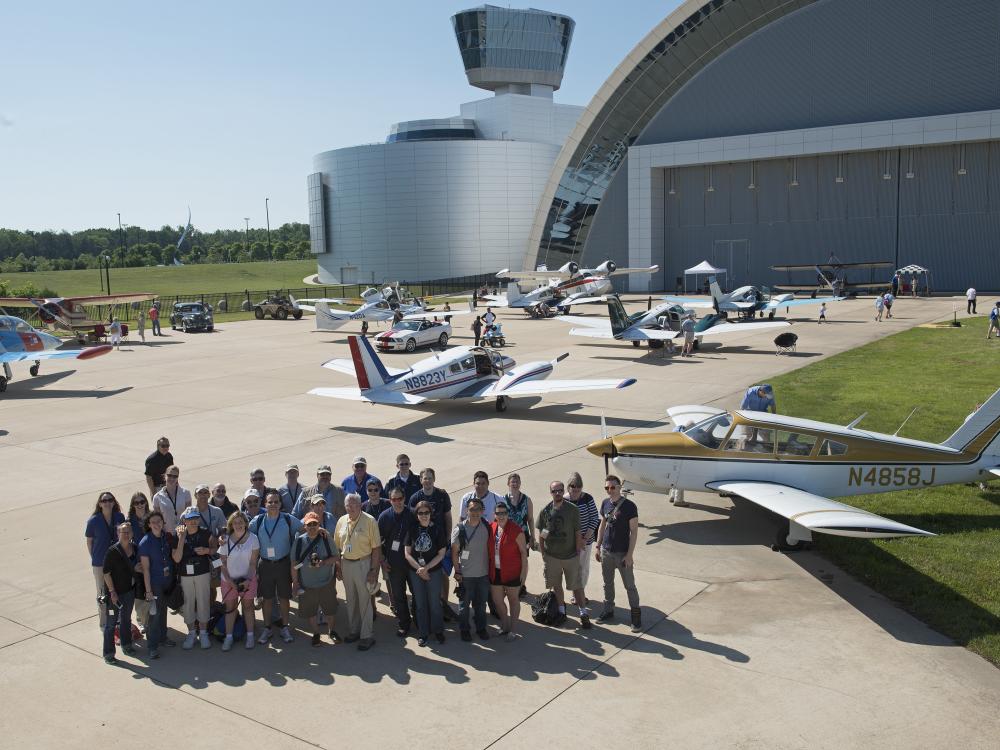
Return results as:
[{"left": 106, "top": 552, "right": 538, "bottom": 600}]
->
[{"left": 587, "top": 437, "right": 614, "bottom": 458}]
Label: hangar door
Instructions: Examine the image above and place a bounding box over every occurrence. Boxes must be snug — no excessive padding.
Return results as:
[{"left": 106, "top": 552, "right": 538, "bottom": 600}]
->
[{"left": 712, "top": 239, "right": 749, "bottom": 291}]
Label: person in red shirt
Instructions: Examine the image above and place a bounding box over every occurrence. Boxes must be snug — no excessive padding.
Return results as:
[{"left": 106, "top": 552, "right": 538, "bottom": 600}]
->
[
  {"left": 488, "top": 501, "right": 528, "bottom": 641},
  {"left": 148, "top": 303, "right": 162, "bottom": 336}
]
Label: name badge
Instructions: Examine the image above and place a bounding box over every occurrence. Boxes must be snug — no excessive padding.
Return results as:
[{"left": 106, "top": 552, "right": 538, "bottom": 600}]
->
[
  {"left": 185, "top": 564, "right": 195, "bottom": 576},
  {"left": 391, "top": 540, "right": 401, "bottom": 552},
  {"left": 211, "top": 558, "right": 222, "bottom": 569},
  {"left": 460, "top": 550, "right": 470, "bottom": 561},
  {"left": 162, "top": 566, "right": 170, "bottom": 578},
  {"left": 267, "top": 546, "right": 276, "bottom": 558},
  {"left": 345, "top": 544, "right": 352, "bottom": 554}
]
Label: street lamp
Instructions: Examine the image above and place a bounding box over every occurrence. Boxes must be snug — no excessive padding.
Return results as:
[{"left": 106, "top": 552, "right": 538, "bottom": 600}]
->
[
  {"left": 265, "top": 198, "right": 272, "bottom": 261},
  {"left": 117, "top": 212, "right": 124, "bottom": 268},
  {"left": 103, "top": 255, "right": 112, "bottom": 295},
  {"left": 243, "top": 217, "right": 250, "bottom": 260}
]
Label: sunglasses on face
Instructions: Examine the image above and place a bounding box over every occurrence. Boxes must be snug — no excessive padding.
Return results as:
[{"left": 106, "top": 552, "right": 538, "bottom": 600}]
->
[
  {"left": 495, "top": 510, "right": 508, "bottom": 515},
  {"left": 252, "top": 477, "right": 265, "bottom": 482},
  {"left": 605, "top": 485, "right": 620, "bottom": 490},
  {"left": 167, "top": 475, "right": 179, "bottom": 479},
  {"left": 398, "top": 462, "right": 410, "bottom": 467},
  {"left": 367, "top": 486, "right": 380, "bottom": 492},
  {"left": 100, "top": 498, "right": 115, "bottom": 504},
  {"left": 550, "top": 488, "right": 564, "bottom": 494},
  {"left": 133, "top": 501, "right": 147, "bottom": 507},
  {"left": 416, "top": 511, "right": 431, "bottom": 516},
  {"left": 305, "top": 522, "right": 319, "bottom": 528},
  {"left": 246, "top": 500, "right": 260, "bottom": 506},
  {"left": 568, "top": 484, "right": 580, "bottom": 489}
]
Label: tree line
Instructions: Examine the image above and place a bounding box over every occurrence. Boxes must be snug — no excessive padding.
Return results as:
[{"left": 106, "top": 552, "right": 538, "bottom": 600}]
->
[{"left": 0, "top": 223, "right": 312, "bottom": 273}]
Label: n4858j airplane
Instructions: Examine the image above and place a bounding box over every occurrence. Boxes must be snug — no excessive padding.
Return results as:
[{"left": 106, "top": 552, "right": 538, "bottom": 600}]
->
[
  {"left": 588, "top": 389, "right": 1000, "bottom": 549},
  {"left": 0, "top": 315, "right": 112, "bottom": 393},
  {"left": 309, "top": 334, "right": 635, "bottom": 412}
]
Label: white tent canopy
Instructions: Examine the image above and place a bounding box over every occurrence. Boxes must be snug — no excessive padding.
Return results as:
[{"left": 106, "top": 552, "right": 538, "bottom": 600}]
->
[{"left": 684, "top": 260, "right": 727, "bottom": 293}]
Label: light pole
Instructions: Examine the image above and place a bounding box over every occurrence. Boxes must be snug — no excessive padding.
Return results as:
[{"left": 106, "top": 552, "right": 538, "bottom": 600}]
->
[
  {"left": 104, "top": 255, "right": 112, "bottom": 295},
  {"left": 265, "top": 198, "right": 272, "bottom": 261},
  {"left": 243, "top": 217, "right": 250, "bottom": 260},
  {"left": 117, "top": 213, "right": 124, "bottom": 268}
]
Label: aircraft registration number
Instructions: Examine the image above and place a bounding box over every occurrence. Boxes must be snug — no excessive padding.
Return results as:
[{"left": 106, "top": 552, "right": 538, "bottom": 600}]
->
[
  {"left": 848, "top": 466, "right": 936, "bottom": 487},
  {"left": 403, "top": 370, "right": 446, "bottom": 390}
]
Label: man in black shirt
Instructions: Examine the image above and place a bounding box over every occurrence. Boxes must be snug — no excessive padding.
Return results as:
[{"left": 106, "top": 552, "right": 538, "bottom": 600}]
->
[
  {"left": 378, "top": 488, "right": 414, "bottom": 637},
  {"left": 595, "top": 475, "right": 642, "bottom": 632},
  {"left": 102, "top": 522, "right": 139, "bottom": 663},
  {"left": 144, "top": 436, "right": 173, "bottom": 497}
]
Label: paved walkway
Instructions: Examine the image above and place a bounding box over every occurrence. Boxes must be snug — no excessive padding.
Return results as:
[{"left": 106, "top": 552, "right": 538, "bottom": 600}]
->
[{"left": 1, "top": 294, "right": 996, "bottom": 749}]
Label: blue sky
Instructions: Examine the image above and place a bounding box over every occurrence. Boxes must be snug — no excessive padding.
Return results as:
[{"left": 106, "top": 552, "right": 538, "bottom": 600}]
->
[{"left": 0, "top": 1, "right": 673, "bottom": 232}]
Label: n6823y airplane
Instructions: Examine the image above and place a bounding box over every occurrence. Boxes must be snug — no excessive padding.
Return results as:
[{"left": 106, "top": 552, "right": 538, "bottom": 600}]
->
[{"left": 587, "top": 390, "right": 1000, "bottom": 549}]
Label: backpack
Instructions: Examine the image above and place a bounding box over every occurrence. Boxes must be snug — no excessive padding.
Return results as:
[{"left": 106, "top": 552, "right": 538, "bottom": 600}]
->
[
  {"left": 531, "top": 590, "right": 560, "bottom": 625},
  {"left": 209, "top": 609, "right": 246, "bottom": 642}
]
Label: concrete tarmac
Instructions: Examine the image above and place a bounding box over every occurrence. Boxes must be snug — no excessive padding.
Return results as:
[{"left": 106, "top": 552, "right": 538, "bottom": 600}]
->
[{"left": 1, "top": 294, "right": 997, "bottom": 749}]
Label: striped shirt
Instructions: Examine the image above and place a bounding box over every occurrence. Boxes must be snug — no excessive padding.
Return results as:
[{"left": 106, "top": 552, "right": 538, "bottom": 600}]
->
[{"left": 570, "top": 493, "right": 600, "bottom": 539}]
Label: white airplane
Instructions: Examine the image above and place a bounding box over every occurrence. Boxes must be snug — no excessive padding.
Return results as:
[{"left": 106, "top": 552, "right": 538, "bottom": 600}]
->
[
  {"left": 0, "top": 315, "right": 112, "bottom": 393},
  {"left": 297, "top": 287, "right": 471, "bottom": 331},
  {"left": 588, "top": 389, "right": 1000, "bottom": 549},
  {"left": 491, "top": 260, "right": 659, "bottom": 315},
  {"left": 309, "top": 334, "right": 636, "bottom": 412},
  {"left": 664, "top": 276, "right": 841, "bottom": 320},
  {"left": 557, "top": 295, "right": 788, "bottom": 350}
]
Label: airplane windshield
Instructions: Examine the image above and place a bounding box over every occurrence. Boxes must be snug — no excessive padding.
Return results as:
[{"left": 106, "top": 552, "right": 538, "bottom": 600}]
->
[{"left": 684, "top": 413, "right": 733, "bottom": 449}]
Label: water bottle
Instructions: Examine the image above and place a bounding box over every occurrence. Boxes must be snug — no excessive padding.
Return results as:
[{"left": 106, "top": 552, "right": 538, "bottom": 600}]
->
[{"left": 149, "top": 597, "right": 158, "bottom": 617}]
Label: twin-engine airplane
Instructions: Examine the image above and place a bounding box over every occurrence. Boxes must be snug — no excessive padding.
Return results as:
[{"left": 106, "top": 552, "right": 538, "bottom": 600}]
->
[
  {"left": 491, "top": 260, "right": 659, "bottom": 316},
  {"left": 0, "top": 293, "right": 156, "bottom": 340},
  {"left": 297, "top": 287, "right": 471, "bottom": 331},
  {"left": 664, "top": 276, "right": 841, "bottom": 320},
  {"left": 0, "top": 315, "right": 112, "bottom": 392},
  {"left": 557, "top": 295, "right": 787, "bottom": 349},
  {"left": 588, "top": 388, "right": 1000, "bottom": 549},
  {"left": 309, "top": 334, "right": 635, "bottom": 412}
]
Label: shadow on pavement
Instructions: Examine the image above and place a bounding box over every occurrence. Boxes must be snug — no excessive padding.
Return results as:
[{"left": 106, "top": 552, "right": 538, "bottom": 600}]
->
[
  {"left": 640, "top": 496, "right": 780, "bottom": 548},
  {"left": 3, "top": 371, "right": 133, "bottom": 400}
]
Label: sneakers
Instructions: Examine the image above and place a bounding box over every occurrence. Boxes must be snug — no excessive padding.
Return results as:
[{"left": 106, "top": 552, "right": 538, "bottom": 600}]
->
[
  {"left": 435, "top": 632, "right": 445, "bottom": 644},
  {"left": 358, "top": 638, "right": 375, "bottom": 651},
  {"left": 579, "top": 614, "right": 592, "bottom": 630},
  {"left": 280, "top": 626, "right": 294, "bottom": 643},
  {"left": 222, "top": 635, "right": 234, "bottom": 652},
  {"left": 200, "top": 632, "right": 211, "bottom": 650},
  {"left": 329, "top": 631, "right": 342, "bottom": 644},
  {"left": 245, "top": 633, "right": 255, "bottom": 649},
  {"left": 149, "top": 648, "right": 160, "bottom": 660},
  {"left": 344, "top": 633, "right": 360, "bottom": 644},
  {"left": 183, "top": 632, "right": 197, "bottom": 650},
  {"left": 630, "top": 607, "right": 643, "bottom": 633},
  {"left": 596, "top": 609, "right": 615, "bottom": 624},
  {"left": 417, "top": 637, "right": 429, "bottom": 647},
  {"left": 311, "top": 633, "right": 321, "bottom": 647},
  {"left": 163, "top": 638, "right": 177, "bottom": 647},
  {"left": 477, "top": 629, "right": 490, "bottom": 641},
  {"left": 122, "top": 645, "right": 138, "bottom": 656},
  {"left": 103, "top": 654, "right": 116, "bottom": 665},
  {"left": 460, "top": 630, "right": 473, "bottom": 642},
  {"left": 505, "top": 632, "right": 517, "bottom": 642},
  {"left": 258, "top": 629, "right": 272, "bottom": 645}
]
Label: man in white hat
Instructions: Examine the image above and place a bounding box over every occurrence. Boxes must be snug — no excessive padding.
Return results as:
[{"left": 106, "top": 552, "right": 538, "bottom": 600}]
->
[{"left": 279, "top": 464, "right": 304, "bottom": 515}]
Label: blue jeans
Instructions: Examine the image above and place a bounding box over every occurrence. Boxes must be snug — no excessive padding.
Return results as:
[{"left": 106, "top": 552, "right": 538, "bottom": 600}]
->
[
  {"left": 409, "top": 568, "right": 443, "bottom": 638},
  {"left": 146, "top": 586, "right": 167, "bottom": 651},
  {"left": 102, "top": 591, "right": 135, "bottom": 657},
  {"left": 151, "top": 318, "right": 161, "bottom": 335},
  {"left": 458, "top": 575, "right": 489, "bottom": 634}
]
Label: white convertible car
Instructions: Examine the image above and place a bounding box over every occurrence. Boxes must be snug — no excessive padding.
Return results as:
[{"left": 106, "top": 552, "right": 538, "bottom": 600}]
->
[{"left": 374, "top": 319, "right": 452, "bottom": 352}]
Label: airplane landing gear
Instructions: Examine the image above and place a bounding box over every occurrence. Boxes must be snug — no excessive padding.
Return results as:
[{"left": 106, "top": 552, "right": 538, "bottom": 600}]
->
[
  {"left": 771, "top": 521, "right": 809, "bottom": 552},
  {"left": 0, "top": 376, "right": 7, "bottom": 393},
  {"left": 495, "top": 395, "right": 508, "bottom": 412},
  {"left": 30, "top": 361, "right": 40, "bottom": 377}
]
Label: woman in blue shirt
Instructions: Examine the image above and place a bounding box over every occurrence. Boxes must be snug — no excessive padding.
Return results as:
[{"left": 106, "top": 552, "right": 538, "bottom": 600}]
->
[
  {"left": 139, "top": 511, "right": 176, "bottom": 658},
  {"left": 86, "top": 491, "right": 125, "bottom": 631}
]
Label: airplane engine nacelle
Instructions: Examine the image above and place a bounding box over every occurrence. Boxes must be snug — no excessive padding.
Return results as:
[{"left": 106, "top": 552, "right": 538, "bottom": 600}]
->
[
  {"left": 594, "top": 260, "right": 617, "bottom": 274},
  {"left": 559, "top": 262, "right": 580, "bottom": 275}
]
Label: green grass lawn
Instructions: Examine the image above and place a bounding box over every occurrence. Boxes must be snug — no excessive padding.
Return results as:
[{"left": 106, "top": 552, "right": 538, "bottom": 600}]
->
[
  {"left": 769, "top": 317, "right": 1000, "bottom": 665},
  {"left": 0, "top": 260, "right": 319, "bottom": 297}
]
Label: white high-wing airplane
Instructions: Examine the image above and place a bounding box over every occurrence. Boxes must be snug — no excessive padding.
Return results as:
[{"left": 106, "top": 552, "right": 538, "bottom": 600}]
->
[
  {"left": 297, "top": 287, "right": 471, "bottom": 331},
  {"left": 664, "top": 276, "right": 842, "bottom": 320},
  {"left": 0, "top": 315, "right": 112, "bottom": 393},
  {"left": 309, "top": 334, "right": 636, "bottom": 412},
  {"left": 557, "top": 295, "right": 788, "bottom": 349},
  {"left": 588, "top": 389, "right": 1000, "bottom": 549},
  {"left": 491, "top": 260, "right": 659, "bottom": 315}
]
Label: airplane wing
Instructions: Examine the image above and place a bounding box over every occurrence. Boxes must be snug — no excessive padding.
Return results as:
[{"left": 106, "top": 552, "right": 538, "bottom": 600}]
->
[
  {"left": 555, "top": 315, "right": 608, "bottom": 329},
  {"left": 661, "top": 296, "right": 715, "bottom": 309},
  {"left": 698, "top": 320, "right": 789, "bottom": 336},
  {"left": 403, "top": 300, "right": 474, "bottom": 320},
  {"left": 706, "top": 481, "right": 934, "bottom": 538},
  {"left": 494, "top": 377, "right": 636, "bottom": 397},
  {"left": 308, "top": 387, "right": 427, "bottom": 405},
  {"left": 0, "top": 345, "right": 112, "bottom": 364},
  {"left": 497, "top": 269, "right": 570, "bottom": 281},
  {"left": 618, "top": 328, "right": 680, "bottom": 341},
  {"left": 607, "top": 265, "right": 659, "bottom": 277},
  {"left": 771, "top": 261, "right": 893, "bottom": 271},
  {"left": 568, "top": 328, "right": 616, "bottom": 339},
  {"left": 762, "top": 296, "right": 842, "bottom": 311},
  {"left": 558, "top": 294, "right": 606, "bottom": 307},
  {"left": 70, "top": 294, "right": 157, "bottom": 305},
  {"left": 321, "top": 358, "right": 410, "bottom": 378}
]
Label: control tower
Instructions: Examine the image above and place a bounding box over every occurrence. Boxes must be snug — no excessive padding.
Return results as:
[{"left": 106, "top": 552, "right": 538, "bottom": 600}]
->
[{"left": 452, "top": 6, "right": 575, "bottom": 97}]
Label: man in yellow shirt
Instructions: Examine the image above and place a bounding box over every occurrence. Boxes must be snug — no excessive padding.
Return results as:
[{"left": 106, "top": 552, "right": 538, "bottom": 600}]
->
[{"left": 334, "top": 493, "right": 382, "bottom": 650}]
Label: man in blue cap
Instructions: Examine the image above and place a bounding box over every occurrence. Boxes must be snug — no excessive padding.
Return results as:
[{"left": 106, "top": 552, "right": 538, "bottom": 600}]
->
[{"left": 741, "top": 385, "right": 776, "bottom": 414}]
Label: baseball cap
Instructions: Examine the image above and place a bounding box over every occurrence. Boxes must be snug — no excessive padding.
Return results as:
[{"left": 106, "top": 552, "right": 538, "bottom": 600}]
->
[
  {"left": 317, "top": 464, "right": 332, "bottom": 474},
  {"left": 181, "top": 507, "right": 201, "bottom": 520},
  {"left": 303, "top": 512, "right": 320, "bottom": 524},
  {"left": 309, "top": 494, "right": 326, "bottom": 506},
  {"left": 285, "top": 463, "right": 299, "bottom": 472},
  {"left": 243, "top": 488, "right": 260, "bottom": 500},
  {"left": 194, "top": 484, "right": 210, "bottom": 493},
  {"left": 352, "top": 456, "right": 367, "bottom": 467}
]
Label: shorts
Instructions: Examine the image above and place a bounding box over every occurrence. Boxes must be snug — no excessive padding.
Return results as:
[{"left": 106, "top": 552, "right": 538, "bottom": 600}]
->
[
  {"left": 221, "top": 577, "right": 258, "bottom": 606},
  {"left": 257, "top": 557, "right": 292, "bottom": 599},
  {"left": 298, "top": 581, "right": 338, "bottom": 619},
  {"left": 491, "top": 570, "right": 521, "bottom": 588},
  {"left": 543, "top": 554, "right": 582, "bottom": 590}
]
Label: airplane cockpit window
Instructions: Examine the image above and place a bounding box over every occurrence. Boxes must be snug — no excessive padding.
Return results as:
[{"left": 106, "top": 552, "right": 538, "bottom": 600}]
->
[
  {"left": 474, "top": 353, "right": 493, "bottom": 376},
  {"left": 685, "top": 413, "right": 732, "bottom": 449},
  {"left": 449, "top": 362, "right": 463, "bottom": 374},
  {"left": 819, "top": 439, "right": 848, "bottom": 456},
  {"left": 0, "top": 317, "right": 14, "bottom": 330},
  {"left": 776, "top": 431, "right": 817, "bottom": 456},
  {"left": 459, "top": 356, "right": 476, "bottom": 371},
  {"left": 489, "top": 350, "right": 505, "bottom": 372},
  {"left": 14, "top": 319, "right": 33, "bottom": 333}
]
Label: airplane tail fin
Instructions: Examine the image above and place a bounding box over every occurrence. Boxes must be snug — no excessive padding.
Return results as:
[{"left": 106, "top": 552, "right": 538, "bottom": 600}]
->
[
  {"left": 314, "top": 301, "right": 347, "bottom": 331},
  {"left": 943, "top": 386, "right": 1000, "bottom": 455},
  {"left": 607, "top": 295, "right": 630, "bottom": 336},
  {"left": 346, "top": 335, "right": 394, "bottom": 390},
  {"left": 708, "top": 276, "right": 725, "bottom": 307},
  {"left": 506, "top": 281, "right": 523, "bottom": 304}
]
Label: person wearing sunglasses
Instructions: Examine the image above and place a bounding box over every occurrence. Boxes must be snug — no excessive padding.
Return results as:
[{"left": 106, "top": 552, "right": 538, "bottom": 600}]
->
[
  {"left": 488, "top": 501, "right": 528, "bottom": 641},
  {"left": 335, "top": 492, "right": 382, "bottom": 651},
  {"left": 291, "top": 512, "right": 341, "bottom": 646},
  {"left": 566, "top": 472, "right": 600, "bottom": 611},
  {"left": 405, "top": 500, "right": 448, "bottom": 646},
  {"left": 211, "top": 483, "right": 239, "bottom": 519},
  {"left": 86, "top": 491, "right": 126, "bottom": 631},
  {"left": 451, "top": 497, "right": 492, "bottom": 641},
  {"left": 385, "top": 453, "right": 420, "bottom": 504},
  {"left": 537, "top": 481, "right": 589, "bottom": 629},
  {"left": 362, "top": 478, "right": 390, "bottom": 520},
  {"left": 219, "top": 511, "right": 260, "bottom": 651},
  {"left": 138, "top": 511, "right": 176, "bottom": 658},
  {"left": 101, "top": 522, "right": 139, "bottom": 664},
  {"left": 246, "top": 469, "right": 277, "bottom": 512},
  {"left": 174, "top": 507, "right": 217, "bottom": 650},
  {"left": 152, "top": 465, "right": 191, "bottom": 529},
  {"left": 502, "top": 473, "right": 535, "bottom": 598},
  {"left": 408, "top": 468, "right": 455, "bottom": 622},
  {"left": 126, "top": 492, "right": 152, "bottom": 633},
  {"left": 595, "top": 475, "right": 641, "bottom": 632},
  {"left": 242, "top": 488, "right": 265, "bottom": 518},
  {"left": 379, "top": 488, "right": 415, "bottom": 638},
  {"left": 144, "top": 436, "right": 173, "bottom": 497}
]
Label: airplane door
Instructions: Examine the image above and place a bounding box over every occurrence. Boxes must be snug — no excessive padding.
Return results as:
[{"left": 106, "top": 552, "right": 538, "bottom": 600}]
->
[{"left": 340, "top": 266, "right": 360, "bottom": 284}]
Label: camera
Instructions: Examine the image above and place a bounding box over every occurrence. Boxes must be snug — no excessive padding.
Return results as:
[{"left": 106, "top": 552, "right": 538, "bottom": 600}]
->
[
  {"left": 233, "top": 577, "right": 246, "bottom": 592},
  {"left": 310, "top": 552, "right": 321, "bottom": 567}
]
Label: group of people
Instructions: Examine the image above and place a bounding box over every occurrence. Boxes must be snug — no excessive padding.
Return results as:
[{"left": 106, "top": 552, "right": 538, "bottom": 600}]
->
[
  {"left": 87, "top": 437, "right": 642, "bottom": 664},
  {"left": 966, "top": 288, "right": 1000, "bottom": 339}
]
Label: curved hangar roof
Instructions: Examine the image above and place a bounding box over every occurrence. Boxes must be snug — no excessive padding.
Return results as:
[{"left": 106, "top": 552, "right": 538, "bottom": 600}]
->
[{"left": 524, "top": 0, "right": 821, "bottom": 271}]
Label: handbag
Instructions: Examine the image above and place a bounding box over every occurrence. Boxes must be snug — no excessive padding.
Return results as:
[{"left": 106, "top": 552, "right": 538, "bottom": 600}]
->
[{"left": 164, "top": 571, "right": 185, "bottom": 613}]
